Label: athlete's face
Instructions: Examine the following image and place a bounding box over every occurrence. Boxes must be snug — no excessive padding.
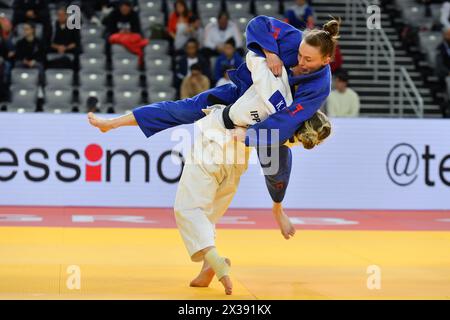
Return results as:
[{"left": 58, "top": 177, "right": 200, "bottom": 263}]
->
[{"left": 291, "top": 41, "right": 331, "bottom": 76}]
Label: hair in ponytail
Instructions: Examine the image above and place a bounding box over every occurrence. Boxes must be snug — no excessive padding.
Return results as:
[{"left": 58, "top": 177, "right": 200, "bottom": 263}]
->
[{"left": 303, "top": 17, "right": 341, "bottom": 58}]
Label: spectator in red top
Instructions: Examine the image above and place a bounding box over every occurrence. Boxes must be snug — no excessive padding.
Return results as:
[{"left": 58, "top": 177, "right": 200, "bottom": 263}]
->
[
  {"left": 330, "top": 43, "right": 343, "bottom": 74},
  {"left": 167, "top": 0, "right": 190, "bottom": 40}
]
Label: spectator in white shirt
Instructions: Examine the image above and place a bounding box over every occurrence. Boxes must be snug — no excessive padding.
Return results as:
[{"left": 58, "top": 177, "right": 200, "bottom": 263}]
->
[
  {"left": 174, "top": 14, "right": 204, "bottom": 53},
  {"left": 326, "top": 70, "right": 360, "bottom": 117},
  {"left": 441, "top": 1, "right": 450, "bottom": 30},
  {"left": 202, "top": 11, "right": 243, "bottom": 57}
]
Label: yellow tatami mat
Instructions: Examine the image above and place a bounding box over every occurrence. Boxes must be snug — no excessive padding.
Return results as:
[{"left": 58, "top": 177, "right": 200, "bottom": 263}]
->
[{"left": 0, "top": 227, "right": 449, "bottom": 299}]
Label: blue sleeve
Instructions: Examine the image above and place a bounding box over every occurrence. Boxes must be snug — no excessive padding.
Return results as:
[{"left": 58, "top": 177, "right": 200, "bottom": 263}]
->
[
  {"left": 132, "top": 83, "right": 239, "bottom": 138},
  {"left": 244, "top": 82, "right": 329, "bottom": 147},
  {"left": 246, "top": 15, "right": 280, "bottom": 57},
  {"left": 246, "top": 16, "right": 303, "bottom": 68},
  {"left": 257, "top": 145, "right": 292, "bottom": 203}
]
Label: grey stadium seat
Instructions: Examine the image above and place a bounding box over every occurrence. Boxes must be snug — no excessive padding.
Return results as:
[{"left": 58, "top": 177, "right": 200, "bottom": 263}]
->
[
  {"left": 146, "top": 56, "right": 172, "bottom": 73},
  {"left": 197, "top": 0, "right": 221, "bottom": 16},
  {"left": 226, "top": 1, "right": 251, "bottom": 15},
  {"left": 83, "top": 42, "right": 105, "bottom": 55},
  {"left": 0, "top": 8, "right": 13, "bottom": 20},
  {"left": 140, "top": 13, "right": 164, "bottom": 29},
  {"left": 45, "top": 88, "right": 73, "bottom": 110},
  {"left": 11, "top": 68, "right": 39, "bottom": 89},
  {"left": 10, "top": 87, "right": 38, "bottom": 112},
  {"left": 255, "top": 1, "right": 280, "bottom": 16},
  {"left": 45, "top": 69, "right": 74, "bottom": 89},
  {"left": 232, "top": 14, "right": 254, "bottom": 34},
  {"left": 145, "top": 40, "right": 169, "bottom": 58},
  {"left": 79, "top": 71, "right": 107, "bottom": 90},
  {"left": 401, "top": 6, "right": 434, "bottom": 28},
  {"left": 148, "top": 87, "right": 176, "bottom": 103},
  {"left": 113, "top": 71, "right": 141, "bottom": 90},
  {"left": 418, "top": 32, "right": 441, "bottom": 69},
  {"left": 81, "top": 26, "right": 104, "bottom": 41},
  {"left": 112, "top": 56, "right": 139, "bottom": 71},
  {"left": 80, "top": 54, "right": 107, "bottom": 72},
  {"left": 112, "top": 44, "right": 135, "bottom": 58},
  {"left": 147, "top": 72, "right": 173, "bottom": 90},
  {"left": 114, "top": 89, "right": 142, "bottom": 113},
  {"left": 139, "top": 0, "right": 162, "bottom": 13}
]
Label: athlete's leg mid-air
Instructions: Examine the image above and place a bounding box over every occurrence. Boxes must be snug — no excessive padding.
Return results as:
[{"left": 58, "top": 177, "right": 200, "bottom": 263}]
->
[{"left": 87, "top": 112, "right": 137, "bottom": 133}]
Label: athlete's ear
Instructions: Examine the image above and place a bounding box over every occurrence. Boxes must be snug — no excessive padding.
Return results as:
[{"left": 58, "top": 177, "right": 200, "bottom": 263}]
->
[{"left": 322, "top": 56, "right": 331, "bottom": 66}]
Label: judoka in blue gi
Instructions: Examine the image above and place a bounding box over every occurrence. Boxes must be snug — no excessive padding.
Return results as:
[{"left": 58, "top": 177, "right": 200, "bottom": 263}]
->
[{"left": 87, "top": 16, "right": 340, "bottom": 295}]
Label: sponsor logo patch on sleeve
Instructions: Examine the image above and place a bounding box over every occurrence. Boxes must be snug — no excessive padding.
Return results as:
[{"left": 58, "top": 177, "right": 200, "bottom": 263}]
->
[{"left": 269, "top": 90, "right": 287, "bottom": 112}]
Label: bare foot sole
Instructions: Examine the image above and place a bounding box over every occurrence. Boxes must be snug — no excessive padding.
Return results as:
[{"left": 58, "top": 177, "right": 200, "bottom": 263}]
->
[
  {"left": 190, "top": 258, "right": 231, "bottom": 288},
  {"left": 87, "top": 112, "right": 113, "bottom": 133},
  {"left": 219, "top": 274, "right": 233, "bottom": 295}
]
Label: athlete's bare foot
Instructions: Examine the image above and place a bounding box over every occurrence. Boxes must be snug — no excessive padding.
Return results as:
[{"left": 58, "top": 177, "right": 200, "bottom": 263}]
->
[
  {"left": 277, "top": 212, "right": 296, "bottom": 239},
  {"left": 273, "top": 203, "right": 296, "bottom": 240},
  {"left": 219, "top": 274, "right": 233, "bottom": 295},
  {"left": 190, "top": 258, "right": 231, "bottom": 288},
  {"left": 87, "top": 112, "right": 113, "bottom": 133}
]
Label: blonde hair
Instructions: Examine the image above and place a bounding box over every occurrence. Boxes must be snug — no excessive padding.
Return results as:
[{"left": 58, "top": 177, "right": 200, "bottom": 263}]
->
[{"left": 297, "top": 111, "right": 331, "bottom": 149}]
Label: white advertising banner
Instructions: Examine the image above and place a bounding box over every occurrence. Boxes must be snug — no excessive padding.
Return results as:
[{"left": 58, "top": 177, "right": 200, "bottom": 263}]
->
[{"left": 0, "top": 113, "right": 449, "bottom": 209}]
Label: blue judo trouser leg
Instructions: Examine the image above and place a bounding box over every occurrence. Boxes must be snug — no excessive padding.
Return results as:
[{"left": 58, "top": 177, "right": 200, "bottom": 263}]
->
[
  {"left": 257, "top": 145, "right": 293, "bottom": 203},
  {"left": 132, "top": 84, "right": 240, "bottom": 138}
]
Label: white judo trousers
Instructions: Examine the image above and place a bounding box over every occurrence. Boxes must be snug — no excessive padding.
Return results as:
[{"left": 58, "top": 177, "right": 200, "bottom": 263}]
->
[{"left": 174, "top": 52, "right": 294, "bottom": 261}]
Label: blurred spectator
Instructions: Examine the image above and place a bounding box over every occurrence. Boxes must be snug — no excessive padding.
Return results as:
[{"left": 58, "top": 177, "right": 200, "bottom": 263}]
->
[
  {"left": 0, "top": 15, "right": 13, "bottom": 83},
  {"left": 167, "top": 0, "right": 191, "bottom": 41},
  {"left": 213, "top": 37, "right": 243, "bottom": 83},
  {"left": 86, "top": 96, "right": 100, "bottom": 113},
  {"left": 284, "top": 0, "right": 315, "bottom": 30},
  {"left": 215, "top": 64, "right": 233, "bottom": 87},
  {"left": 12, "top": 0, "right": 52, "bottom": 44},
  {"left": 14, "top": 22, "right": 45, "bottom": 83},
  {"left": 106, "top": 0, "right": 148, "bottom": 64},
  {"left": 330, "top": 43, "right": 343, "bottom": 74},
  {"left": 180, "top": 63, "right": 210, "bottom": 99},
  {"left": 175, "top": 38, "right": 211, "bottom": 91},
  {"left": 0, "top": 12, "right": 12, "bottom": 39},
  {"left": 175, "top": 14, "right": 204, "bottom": 53},
  {"left": 203, "top": 11, "right": 243, "bottom": 57},
  {"left": 81, "top": 0, "right": 112, "bottom": 26},
  {"left": 103, "top": 0, "right": 141, "bottom": 38},
  {"left": 0, "top": 29, "right": 8, "bottom": 102},
  {"left": 48, "top": 7, "right": 81, "bottom": 69},
  {"left": 326, "top": 70, "right": 360, "bottom": 117},
  {"left": 441, "top": 1, "right": 450, "bottom": 30},
  {"left": 436, "top": 27, "right": 450, "bottom": 85}
]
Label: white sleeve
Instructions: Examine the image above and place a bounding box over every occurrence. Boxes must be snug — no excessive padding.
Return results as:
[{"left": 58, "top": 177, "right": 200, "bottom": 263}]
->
[
  {"left": 203, "top": 23, "right": 216, "bottom": 49},
  {"left": 245, "top": 52, "right": 293, "bottom": 112}
]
